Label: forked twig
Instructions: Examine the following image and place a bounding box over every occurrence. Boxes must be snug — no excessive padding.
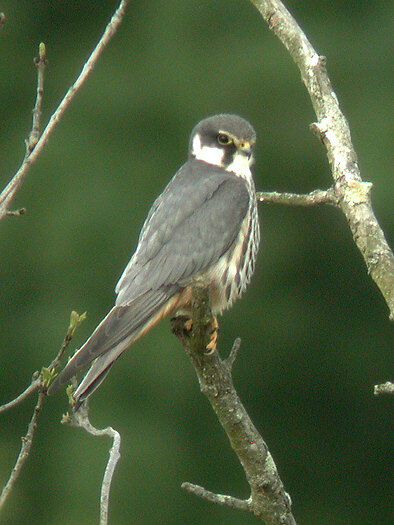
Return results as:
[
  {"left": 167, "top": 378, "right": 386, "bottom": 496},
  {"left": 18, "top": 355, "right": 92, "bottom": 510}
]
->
[
  {"left": 0, "top": 311, "right": 86, "bottom": 415},
  {"left": 0, "top": 311, "right": 86, "bottom": 513},
  {"left": 62, "top": 402, "right": 121, "bottom": 525},
  {"left": 0, "top": 0, "right": 131, "bottom": 220}
]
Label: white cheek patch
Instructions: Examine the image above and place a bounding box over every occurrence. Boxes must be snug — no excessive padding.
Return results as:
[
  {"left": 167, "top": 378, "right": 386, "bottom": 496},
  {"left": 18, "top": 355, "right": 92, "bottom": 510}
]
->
[{"left": 192, "top": 134, "right": 224, "bottom": 167}]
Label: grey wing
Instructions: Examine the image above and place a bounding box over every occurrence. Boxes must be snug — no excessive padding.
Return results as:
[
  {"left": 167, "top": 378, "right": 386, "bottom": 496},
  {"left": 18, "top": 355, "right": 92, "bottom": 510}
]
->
[
  {"left": 48, "top": 288, "right": 173, "bottom": 398},
  {"left": 115, "top": 160, "right": 251, "bottom": 304}
]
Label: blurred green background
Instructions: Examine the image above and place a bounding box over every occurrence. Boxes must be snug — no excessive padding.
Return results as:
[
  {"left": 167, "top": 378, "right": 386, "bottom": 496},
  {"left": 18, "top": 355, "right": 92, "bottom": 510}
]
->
[{"left": 0, "top": 1, "right": 392, "bottom": 524}]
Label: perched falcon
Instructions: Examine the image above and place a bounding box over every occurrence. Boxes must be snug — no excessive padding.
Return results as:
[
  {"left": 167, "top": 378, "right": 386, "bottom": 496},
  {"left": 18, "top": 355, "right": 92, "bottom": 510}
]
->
[{"left": 48, "top": 114, "right": 260, "bottom": 407}]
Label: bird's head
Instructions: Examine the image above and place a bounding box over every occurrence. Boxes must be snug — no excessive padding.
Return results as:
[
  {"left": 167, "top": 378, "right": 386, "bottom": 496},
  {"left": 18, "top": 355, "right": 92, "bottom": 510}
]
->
[{"left": 189, "top": 114, "right": 256, "bottom": 178}]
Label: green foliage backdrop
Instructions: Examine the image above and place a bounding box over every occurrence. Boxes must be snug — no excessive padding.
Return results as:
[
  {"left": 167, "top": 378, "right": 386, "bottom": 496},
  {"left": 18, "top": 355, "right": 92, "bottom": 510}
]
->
[{"left": 0, "top": 1, "right": 392, "bottom": 523}]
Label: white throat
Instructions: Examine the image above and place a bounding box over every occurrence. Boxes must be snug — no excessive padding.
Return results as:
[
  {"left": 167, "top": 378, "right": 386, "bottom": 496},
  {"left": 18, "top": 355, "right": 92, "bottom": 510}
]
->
[{"left": 226, "top": 152, "right": 253, "bottom": 180}]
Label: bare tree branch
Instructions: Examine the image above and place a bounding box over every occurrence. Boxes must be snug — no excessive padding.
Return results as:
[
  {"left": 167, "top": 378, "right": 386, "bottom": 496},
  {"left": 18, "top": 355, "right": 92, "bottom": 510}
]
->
[
  {"left": 374, "top": 381, "right": 394, "bottom": 396},
  {"left": 0, "top": 2, "right": 128, "bottom": 519},
  {"left": 0, "top": 390, "right": 46, "bottom": 513},
  {"left": 0, "top": 311, "right": 86, "bottom": 415},
  {"left": 5, "top": 207, "right": 26, "bottom": 217},
  {"left": 62, "top": 402, "right": 121, "bottom": 525},
  {"left": 0, "top": 377, "right": 40, "bottom": 415},
  {"left": 178, "top": 284, "right": 296, "bottom": 525},
  {"left": 226, "top": 337, "right": 242, "bottom": 370},
  {"left": 48, "top": 311, "right": 87, "bottom": 370},
  {"left": 0, "top": 0, "right": 131, "bottom": 221},
  {"left": 257, "top": 188, "right": 337, "bottom": 206},
  {"left": 4, "top": 310, "right": 121, "bottom": 525},
  {"left": 182, "top": 481, "right": 251, "bottom": 512},
  {"left": 0, "top": 311, "right": 86, "bottom": 514},
  {"left": 26, "top": 42, "right": 47, "bottom": 155},
  {"left": 0, "top": 0, "right": 130, "bottom": 510},
  {"left": 250, "top": 0, "right": 394, "bottom": 319}
]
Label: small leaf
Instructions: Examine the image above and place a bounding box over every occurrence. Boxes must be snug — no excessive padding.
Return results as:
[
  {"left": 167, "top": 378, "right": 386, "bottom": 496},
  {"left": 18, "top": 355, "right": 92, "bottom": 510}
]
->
[
  {"left": 41, "top": 366, "right": 58, "bottom": 387},
  {"left": 68, "top": 311, "right": 87, "bottom": 337},
  {"left": 39, "top": 42, "right": 46, "bottom": 61},
  {"left": 66, "top": 384, "right": 76, "bottom": 406},
  {"left": 61, "top": 412, "right": 72, "bottom": 425}
]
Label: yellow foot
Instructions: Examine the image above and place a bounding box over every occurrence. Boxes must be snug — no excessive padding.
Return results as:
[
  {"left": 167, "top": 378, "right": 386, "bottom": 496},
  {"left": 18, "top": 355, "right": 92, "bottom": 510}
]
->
[
  {"left": 205, "top": 316, "right": 219, "bottom": 353},
  {"left": 171, "top": 315, "right": 219, "bottom": 353},
  {"left": 184, "top": 318, "right": 193, "bottom": 332},
  {"left": 170, "top": 315, "right": 193, "bottom": 339}
]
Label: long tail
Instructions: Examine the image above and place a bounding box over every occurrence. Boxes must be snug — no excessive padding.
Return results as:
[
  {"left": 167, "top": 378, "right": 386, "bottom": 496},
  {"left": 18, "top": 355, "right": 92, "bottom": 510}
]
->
[{"left": 48, "top": 289, "right": 177, "bottom": 405}]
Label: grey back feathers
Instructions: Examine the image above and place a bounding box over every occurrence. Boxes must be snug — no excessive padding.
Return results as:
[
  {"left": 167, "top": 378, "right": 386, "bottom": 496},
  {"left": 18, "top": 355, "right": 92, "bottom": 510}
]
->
[{"left": 116, "top": 160, "right": 250, "bottom": 304}]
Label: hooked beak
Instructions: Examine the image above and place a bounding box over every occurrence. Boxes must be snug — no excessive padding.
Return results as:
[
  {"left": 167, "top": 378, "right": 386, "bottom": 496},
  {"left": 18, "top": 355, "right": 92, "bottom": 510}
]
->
[{"left": 237, "top": 140, "right": 252, "bottom": 158}]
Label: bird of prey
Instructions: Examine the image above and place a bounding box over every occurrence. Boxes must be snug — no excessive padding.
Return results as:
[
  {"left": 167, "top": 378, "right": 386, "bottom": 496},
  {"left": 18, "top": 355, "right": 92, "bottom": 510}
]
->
[{"left": 48, "top": 114, "right": 260, "bottom": 407}]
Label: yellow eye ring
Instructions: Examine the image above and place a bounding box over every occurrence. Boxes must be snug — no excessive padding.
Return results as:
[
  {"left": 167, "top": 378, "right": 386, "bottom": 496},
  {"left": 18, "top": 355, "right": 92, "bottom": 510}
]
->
[{"left": 217, "top": 133, "right": 233, "bottom": 146}]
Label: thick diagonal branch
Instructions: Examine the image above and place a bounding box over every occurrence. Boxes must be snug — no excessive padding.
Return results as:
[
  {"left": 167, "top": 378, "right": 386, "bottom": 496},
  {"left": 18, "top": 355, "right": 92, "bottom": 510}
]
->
[
  {"left": 250, "top": 0, "right": 394, "bottom": 319},
  {"left": 181, "top": 284, "right": 296, "bottom": 525}
]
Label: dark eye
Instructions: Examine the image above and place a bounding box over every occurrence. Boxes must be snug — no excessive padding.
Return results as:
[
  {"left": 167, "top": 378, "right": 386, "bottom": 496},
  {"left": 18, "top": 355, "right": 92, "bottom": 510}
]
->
[{"left": 217, "top": 133, "right": 232, "bottom": 146}]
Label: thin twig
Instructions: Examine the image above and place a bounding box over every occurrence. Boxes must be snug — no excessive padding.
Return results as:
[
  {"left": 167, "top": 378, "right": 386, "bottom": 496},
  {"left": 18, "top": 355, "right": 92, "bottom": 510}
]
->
[
  {"left": 179, "top": 284, "right": 296, "bottom": 524},
  {"left": 63, "top": 403, "right": 121, "bottom": 525},
  {"left": 0, "top": 311, "right": 85, "bottom": 415},
  {"left": 48, "top": 311, "right": 87, "bottom": 370},
  {"left": 257, "top": 188, "right": 337, "bottom": 206},
  {"left": 0, "top": 12, "right": 5, "bottom": 30},
  {"left": 0, "top": 390, "right": 46, "bottom": 512},
  {"left": 26, "top": 43, "right": 47, "bottom": 155},
  {"left": 0, "top": 0, "right": 131, "bottom": 220},
  {"left": 225, "top": 337, "right": 242, "bottom": 371},
  {"left": 5, "top": 207, "right": 26, "bottom": 217},
  {"left": 182, "top": 482, "right": 251, "bottom": 512},
  {"left": 249, "top": 0, "right": 394, "bottom": 319},
  {"left": 374, "top": 381, "right": 394, "bottom": 396},
  {"left": 0, "top": 378, "right": 40, "bottom": 414}
]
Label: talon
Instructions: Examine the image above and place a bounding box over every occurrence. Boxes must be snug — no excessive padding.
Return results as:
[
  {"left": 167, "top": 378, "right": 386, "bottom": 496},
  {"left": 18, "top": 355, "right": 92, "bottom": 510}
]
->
[
  {"left": 205, "top": 316, "right": 219, "bottom": 353},
  {"left": 184, "top": 318, "right": 193, "bottom": 332},
  {"left": 170, "top": 315, "right": 193, "bottom": 338}
]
